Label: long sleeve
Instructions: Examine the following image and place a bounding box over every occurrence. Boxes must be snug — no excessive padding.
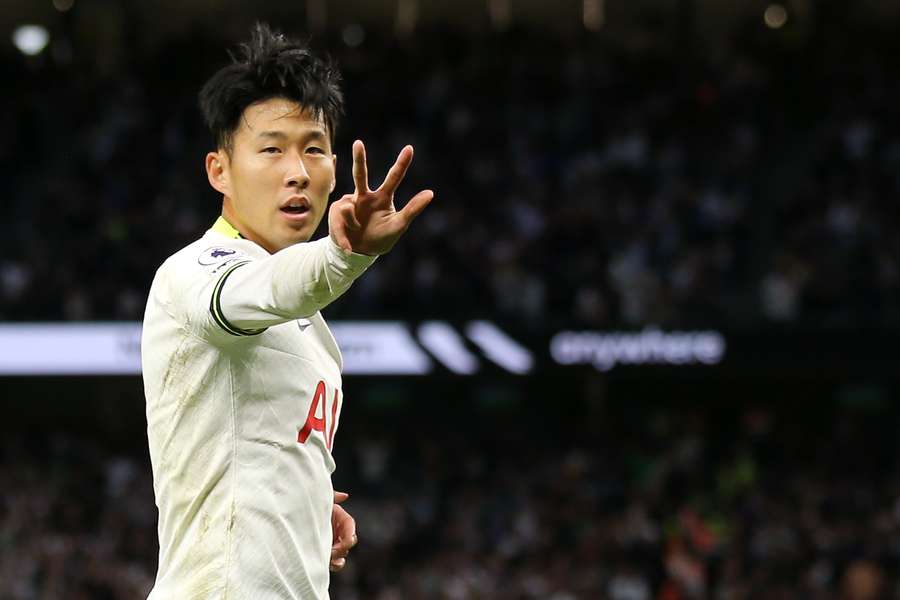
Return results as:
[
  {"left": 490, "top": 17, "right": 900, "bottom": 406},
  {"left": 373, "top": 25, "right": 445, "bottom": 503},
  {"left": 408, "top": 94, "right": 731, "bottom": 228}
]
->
[
  {"left": 157, "top": 235, "right": 376, "bottom": 343},
  {"left": 216, "top": 237, "right": 375, "bottom": 332}
]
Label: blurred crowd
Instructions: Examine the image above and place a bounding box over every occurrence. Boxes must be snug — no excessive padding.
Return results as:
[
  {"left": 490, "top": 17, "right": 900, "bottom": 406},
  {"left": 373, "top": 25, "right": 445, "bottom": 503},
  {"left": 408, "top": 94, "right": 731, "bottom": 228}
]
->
[
  {"left": 1, "top": 21, "right": 898, "bottom": 329},
  {"left": 2, "top": 397, "right": 898, "bottom": 600},
  {"left": 4, "top": 18, "right": 900, "bottom": 600}
]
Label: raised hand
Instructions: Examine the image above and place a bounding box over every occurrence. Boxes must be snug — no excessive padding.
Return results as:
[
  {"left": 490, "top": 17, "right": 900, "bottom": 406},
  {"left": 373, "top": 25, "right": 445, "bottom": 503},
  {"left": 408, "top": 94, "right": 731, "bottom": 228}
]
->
[{"left": 328, "top": 140, "right": 433, "bottom": 256}]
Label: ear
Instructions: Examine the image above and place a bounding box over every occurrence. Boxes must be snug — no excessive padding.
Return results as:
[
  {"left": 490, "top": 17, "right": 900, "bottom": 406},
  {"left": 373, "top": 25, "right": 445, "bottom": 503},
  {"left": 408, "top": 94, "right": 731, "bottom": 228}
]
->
[
  {"left": 206, "top": 151, "right": 230, "bottom": 196},
  {"left": 330, "top": 153, "right": 337, "bottom": 193}
]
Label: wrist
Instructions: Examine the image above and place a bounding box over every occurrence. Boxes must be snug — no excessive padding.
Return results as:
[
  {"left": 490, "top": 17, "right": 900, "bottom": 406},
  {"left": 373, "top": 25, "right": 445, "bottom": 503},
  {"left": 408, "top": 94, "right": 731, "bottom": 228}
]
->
[{"left": 326, "top": 236, "right": 379, "bottom": 264}]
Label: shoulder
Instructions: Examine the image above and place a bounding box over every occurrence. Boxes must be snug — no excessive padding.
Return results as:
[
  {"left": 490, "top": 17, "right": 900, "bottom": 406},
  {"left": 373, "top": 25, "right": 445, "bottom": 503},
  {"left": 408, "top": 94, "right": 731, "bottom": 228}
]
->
[
  {"left": 150, "top": 234, "right": 263, "bottom": 313},
  {"left": 161, "top": 234, "right": 263, "bottom": 280}
]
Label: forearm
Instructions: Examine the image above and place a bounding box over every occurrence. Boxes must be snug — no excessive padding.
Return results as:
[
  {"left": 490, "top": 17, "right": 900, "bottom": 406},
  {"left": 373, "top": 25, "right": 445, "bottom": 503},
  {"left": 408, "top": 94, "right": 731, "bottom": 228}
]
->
[{"left": 216, "top": 237, "right": 376, "bottom": 331}]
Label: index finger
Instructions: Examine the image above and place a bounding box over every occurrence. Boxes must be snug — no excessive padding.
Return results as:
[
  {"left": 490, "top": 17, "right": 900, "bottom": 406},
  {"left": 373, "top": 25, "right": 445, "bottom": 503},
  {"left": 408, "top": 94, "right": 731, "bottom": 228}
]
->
[
  {"left": 377, "top": 145, "right": 413, "bottom": 196},
  {"left": 352, "top": 140, "right": 369, "bottom": 194}
]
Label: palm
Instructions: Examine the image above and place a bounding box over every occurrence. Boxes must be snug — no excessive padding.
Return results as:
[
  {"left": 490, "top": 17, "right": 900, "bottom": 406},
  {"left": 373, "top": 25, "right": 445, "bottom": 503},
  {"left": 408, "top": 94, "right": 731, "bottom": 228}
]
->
[{"left": 329, "top": 140, "right": 433, "bottom": 256}]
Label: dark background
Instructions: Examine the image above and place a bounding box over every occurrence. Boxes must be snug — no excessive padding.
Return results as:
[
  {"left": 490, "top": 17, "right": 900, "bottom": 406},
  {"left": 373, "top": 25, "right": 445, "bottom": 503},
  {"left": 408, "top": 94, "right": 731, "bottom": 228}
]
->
[{"left": 2, "top": 0, "right": 899, "bottom": 598}]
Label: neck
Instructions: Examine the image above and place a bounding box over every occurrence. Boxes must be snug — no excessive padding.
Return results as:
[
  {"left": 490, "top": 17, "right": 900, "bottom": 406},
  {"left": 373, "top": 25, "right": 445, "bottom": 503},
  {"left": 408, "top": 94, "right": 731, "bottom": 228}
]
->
[{"left": 220, "top": 200, "right": 274, "bottom": 254}]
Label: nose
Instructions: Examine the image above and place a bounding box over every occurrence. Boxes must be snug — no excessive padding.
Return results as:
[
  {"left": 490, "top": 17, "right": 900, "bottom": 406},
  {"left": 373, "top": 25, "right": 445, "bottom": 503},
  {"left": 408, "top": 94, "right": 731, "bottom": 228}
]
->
[{"left": 285, "top": 155, "right": 310, "bottom": 190}]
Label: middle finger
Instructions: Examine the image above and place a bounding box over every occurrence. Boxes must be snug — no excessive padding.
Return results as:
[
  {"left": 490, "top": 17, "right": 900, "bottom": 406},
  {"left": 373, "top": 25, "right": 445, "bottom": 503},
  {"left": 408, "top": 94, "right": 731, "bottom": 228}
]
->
[{"left": 377, "top": 145, "right": 414, "bottom": 196}]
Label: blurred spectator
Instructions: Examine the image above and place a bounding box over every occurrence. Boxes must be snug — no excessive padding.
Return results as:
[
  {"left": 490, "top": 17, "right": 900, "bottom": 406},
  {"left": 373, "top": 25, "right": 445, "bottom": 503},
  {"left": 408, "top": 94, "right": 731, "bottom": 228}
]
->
[
  {"left": 3, "top": 399, "right": 900, "bottom": 599},
  {"left": 2, "top": 21, "right": 897, "bottom": 329}
]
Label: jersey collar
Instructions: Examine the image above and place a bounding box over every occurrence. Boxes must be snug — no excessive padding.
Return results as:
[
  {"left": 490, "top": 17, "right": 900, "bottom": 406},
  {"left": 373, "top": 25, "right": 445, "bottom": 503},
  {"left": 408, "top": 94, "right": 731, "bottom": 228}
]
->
[{"left": 211, "top": 216, "right": 244, "bottom": 239}]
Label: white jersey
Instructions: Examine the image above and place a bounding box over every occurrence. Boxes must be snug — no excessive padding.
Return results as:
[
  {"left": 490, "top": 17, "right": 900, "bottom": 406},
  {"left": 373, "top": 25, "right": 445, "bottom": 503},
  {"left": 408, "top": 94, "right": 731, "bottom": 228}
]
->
[{"left": 142, "top": 216, "right": 375, "bottom": 600}]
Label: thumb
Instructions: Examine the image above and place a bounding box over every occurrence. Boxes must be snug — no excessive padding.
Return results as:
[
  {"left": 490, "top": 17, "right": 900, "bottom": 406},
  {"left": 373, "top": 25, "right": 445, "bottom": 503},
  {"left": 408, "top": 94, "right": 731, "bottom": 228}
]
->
[
  {"left": 334, "top": 491, "right": 350, "bottom": 503},
  {"left": 328, "top": 198, "right": 358, "bottom": 253}
]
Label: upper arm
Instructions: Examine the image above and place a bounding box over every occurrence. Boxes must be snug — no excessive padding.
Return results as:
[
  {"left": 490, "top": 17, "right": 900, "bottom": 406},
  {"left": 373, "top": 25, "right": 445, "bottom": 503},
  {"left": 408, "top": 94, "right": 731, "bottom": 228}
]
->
[
  {"left": 163, "top": 245, "right": 263, "bottom": 344},
  {"left": 162, "top": 237, "right": 376, "bottom": 343}
]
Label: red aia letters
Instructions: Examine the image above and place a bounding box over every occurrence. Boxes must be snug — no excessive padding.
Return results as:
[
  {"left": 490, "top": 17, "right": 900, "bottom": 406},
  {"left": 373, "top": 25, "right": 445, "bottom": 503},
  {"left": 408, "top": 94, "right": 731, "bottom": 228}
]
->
[{"left": 297, "top": 380, "right": 340, "bottom": 450}]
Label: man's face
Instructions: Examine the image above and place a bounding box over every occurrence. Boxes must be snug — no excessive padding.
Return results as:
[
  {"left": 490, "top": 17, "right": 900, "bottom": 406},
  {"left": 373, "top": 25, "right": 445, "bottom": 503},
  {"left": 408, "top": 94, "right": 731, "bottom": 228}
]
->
[{"left": 207, "top": 97, "right": 336, "bottom": 253}]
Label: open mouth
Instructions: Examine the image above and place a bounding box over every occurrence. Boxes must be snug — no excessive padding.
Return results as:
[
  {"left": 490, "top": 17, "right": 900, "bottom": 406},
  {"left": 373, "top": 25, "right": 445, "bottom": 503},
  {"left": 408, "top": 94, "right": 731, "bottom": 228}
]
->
[
  {"left": 280, "top": 196, "right": 311, "bottom": 221},
  {"left": 280, "top": 205, "right": 309, "bottom": 215}
]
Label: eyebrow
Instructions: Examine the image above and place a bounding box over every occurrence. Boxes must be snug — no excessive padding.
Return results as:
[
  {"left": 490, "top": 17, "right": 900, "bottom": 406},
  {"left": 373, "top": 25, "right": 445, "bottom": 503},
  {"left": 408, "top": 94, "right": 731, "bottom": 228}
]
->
[
  {"left": 257, "top": 129, "right": 328, "bottom": 142},
  {"left": 257, "top": 131, "right": 288, "bottom": 140}
]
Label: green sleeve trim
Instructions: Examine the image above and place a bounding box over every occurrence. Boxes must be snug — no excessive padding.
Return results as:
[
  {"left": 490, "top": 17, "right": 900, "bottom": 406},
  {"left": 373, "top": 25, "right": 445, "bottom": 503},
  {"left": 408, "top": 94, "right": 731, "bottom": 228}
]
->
[{"left": 209, "top": 261, "right": 267, "bottom": 337}]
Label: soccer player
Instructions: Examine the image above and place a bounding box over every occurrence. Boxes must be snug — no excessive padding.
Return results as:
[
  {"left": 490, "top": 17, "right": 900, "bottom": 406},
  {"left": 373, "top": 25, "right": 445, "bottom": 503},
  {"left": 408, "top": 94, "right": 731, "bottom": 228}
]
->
[{"left": 141, "top": 24, "right": 433, "bottom": 599}]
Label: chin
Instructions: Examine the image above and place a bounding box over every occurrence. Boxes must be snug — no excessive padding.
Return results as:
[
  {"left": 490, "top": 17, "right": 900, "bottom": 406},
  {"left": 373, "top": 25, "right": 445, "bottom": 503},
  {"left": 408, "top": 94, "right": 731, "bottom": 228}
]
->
[{"left": 288, "top": 230, "right": 314, "bottom": 245}]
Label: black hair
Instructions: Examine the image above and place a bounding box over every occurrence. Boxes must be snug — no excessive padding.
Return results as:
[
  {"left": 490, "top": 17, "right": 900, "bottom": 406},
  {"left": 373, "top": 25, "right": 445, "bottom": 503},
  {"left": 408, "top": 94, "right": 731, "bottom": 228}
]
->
[{"left": 198, "top": 23, "right": 344, "bottom": 153}]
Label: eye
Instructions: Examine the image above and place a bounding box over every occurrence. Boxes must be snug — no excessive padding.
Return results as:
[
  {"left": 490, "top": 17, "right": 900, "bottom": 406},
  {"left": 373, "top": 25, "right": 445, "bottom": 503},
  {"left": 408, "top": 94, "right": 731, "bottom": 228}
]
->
[
  {"left": 262, "top": 147, "right": 281, "bottom": 154},
  {"left": 306, "top": 146, "right": 325, "bottom": 155}
]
